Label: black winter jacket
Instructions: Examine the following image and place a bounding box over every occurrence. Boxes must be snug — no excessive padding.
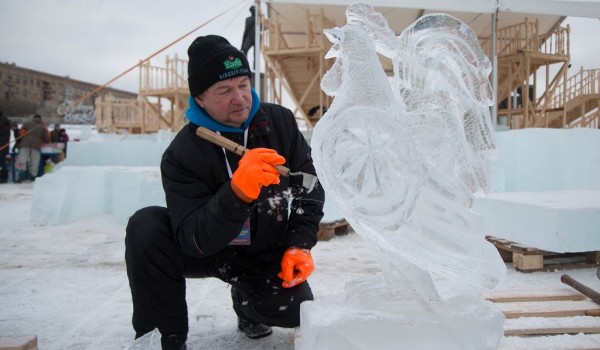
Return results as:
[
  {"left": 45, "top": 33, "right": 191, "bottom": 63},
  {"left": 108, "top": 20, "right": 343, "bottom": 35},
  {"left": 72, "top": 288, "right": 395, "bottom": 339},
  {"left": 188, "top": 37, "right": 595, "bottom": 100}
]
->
[
  {"left": 0, "top": 115, "right": 10, "bottom": 154},
  {"left": 161, "top": 102, "right": 325, "bottom": 260}
]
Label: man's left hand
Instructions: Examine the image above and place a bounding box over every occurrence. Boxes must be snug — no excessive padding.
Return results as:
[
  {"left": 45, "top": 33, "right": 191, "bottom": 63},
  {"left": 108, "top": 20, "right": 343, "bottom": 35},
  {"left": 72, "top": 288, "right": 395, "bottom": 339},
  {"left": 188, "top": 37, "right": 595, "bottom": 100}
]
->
[{"left": 278, "top": 248, "right": 314, "bottom": 288}]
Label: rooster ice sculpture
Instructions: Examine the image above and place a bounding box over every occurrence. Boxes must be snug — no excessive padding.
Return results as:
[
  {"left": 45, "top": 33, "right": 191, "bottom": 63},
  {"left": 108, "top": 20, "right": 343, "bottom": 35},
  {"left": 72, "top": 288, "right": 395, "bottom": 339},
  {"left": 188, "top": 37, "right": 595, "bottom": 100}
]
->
[{"left": 302, "top": 4, "right": 507, "bottom": 350}]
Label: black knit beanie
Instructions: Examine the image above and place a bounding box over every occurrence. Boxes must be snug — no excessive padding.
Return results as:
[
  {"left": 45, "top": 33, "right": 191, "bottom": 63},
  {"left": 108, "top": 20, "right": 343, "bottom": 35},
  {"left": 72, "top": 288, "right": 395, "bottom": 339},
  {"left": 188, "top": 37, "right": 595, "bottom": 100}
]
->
[{"left": 187, "top": 35, "right": 252, "bottom": 97}]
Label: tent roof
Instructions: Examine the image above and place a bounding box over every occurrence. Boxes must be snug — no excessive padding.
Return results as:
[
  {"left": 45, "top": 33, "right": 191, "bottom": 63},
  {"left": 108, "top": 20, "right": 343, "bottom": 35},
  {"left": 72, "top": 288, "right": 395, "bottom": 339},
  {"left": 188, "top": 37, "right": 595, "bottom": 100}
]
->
[
  {"left": 264, "top": 0, "right": 600, "bottom": 17},
  {"left": 264, "top": 0, "right": 600, "bottom": 47},
  {"left": 499, "top": 0, "right": 600, "bottom": 18}
]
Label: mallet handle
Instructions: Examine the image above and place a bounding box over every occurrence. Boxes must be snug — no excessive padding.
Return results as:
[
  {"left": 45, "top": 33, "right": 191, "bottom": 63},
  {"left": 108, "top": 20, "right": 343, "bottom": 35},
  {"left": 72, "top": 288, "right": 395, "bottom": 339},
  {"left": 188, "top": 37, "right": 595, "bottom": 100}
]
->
[{"left": 196, "top": 126, "right": 290, "bottom": 177}]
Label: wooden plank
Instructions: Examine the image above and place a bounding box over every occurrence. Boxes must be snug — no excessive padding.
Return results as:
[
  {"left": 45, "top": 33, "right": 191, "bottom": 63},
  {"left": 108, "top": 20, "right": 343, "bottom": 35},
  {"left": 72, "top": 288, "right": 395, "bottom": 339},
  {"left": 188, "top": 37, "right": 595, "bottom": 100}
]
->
[
  {"left": 513, "top": 252, "right": 544, "bottom": 271},
  {"left": 505, "top": 309, "right": 600, "bottom": 319},
  {"left": 0, "top": 335, "right": 37, "bottom": 350},
  {"left": 586, "top": 252, "right": 600, "bottom": 264},
  {"left": 497, "top": 248, "right": 514, "bottom": 262},
  {"left": 487, "top": 294, "right": 586, "bottom": 303},
  {"left": 491, "top": 292, "right": 600, "bottom": 342},
  {"left": 498, "top": 299, "right": 600, "bottom": 319},
  {"left": 317, "top": 227, "right": 335, "bottom": 241},
  {"left": 506, "top": 326, "right": 600, "bottom": 337},
  {"left": 499, "top": 333, "right": 600, "bottom": 350},
  {"left": 320, "top": 220, "right": 347, "bottom": 229},
  {"left": 504, "top": 315, "right": 600, "bottom": 338},
  {"left": 485, "top": 236, "right": 600, "bottom": 272},
  {"left": 317, "top": 219, "right": 352, "bottom": 241},
  {"left": 511, "top": 244, "right": 541, "bottom": 254}
]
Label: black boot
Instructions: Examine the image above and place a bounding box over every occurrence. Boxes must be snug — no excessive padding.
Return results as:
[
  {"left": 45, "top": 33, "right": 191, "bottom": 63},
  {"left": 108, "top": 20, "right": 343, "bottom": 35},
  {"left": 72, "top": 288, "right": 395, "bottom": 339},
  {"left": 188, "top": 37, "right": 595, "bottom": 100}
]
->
[
  {"left": 237, "top": 316, "right": 273, "bottom": 339},
  {"left": 161, "top": 333, "right": 187, "bottom": 350},
  {"left": 231, "top": 287, "right": 273, "bottom": 339}
]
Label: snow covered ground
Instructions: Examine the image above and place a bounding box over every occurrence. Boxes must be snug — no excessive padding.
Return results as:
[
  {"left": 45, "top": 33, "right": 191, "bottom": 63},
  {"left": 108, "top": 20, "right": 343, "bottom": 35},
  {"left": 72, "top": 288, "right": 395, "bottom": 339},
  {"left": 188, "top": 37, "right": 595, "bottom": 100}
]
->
[{"left": 1, "top": 183, "right": 600, "bottom": 349}]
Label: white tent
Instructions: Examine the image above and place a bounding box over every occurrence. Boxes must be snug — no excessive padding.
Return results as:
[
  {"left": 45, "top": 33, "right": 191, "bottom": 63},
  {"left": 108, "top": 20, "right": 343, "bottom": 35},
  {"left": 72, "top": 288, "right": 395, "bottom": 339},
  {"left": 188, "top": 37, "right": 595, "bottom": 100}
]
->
[
  {"left": 264, "top": 0, "right": 600, "bottom": 20},
  {"left": 260, "top": 0, "right": 600, "bottom": 126},
  {"left": 262, "top": 0, "right": 600, "bottom": 65}
]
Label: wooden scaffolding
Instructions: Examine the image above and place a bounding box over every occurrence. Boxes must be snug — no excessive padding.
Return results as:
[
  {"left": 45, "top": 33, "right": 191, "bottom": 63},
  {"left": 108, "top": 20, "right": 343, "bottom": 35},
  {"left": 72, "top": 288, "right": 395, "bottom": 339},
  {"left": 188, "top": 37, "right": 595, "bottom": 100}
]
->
[
  {"left": 262, "top": 12, "right": 600, "bottom": 130},
  {"left": 96, "top": 11, "right": 599, "bottom": 133},
  {"left": 261, "top": 9, "right": 334, "bottom": 129},
  {"left": 95, "top": 55, "right": 188, "bottom": 133},
  {"left": 484, "top": 19, "right": 600, "bottom": 129}
]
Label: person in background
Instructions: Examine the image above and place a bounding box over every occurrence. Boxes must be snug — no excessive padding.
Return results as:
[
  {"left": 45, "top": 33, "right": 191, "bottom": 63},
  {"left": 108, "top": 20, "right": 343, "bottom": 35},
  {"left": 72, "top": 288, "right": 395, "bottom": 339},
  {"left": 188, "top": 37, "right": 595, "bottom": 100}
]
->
[
  {"left": 49, "top": 123, "right": 61, "bottom": 142},
  {"left": 10, "top": 122, "right": 21, "bottom": 153},
  {"left": 59, "top": 128, "right": 69, "bottom": 158},
  {"left": 241, "top": 6, "right": 256, "bottom": 57},
  {"left": 50, "top": 123, "right": 69, "bottom": 162},
  {"left": 125, "top": 35, "right": 324, "bottom": 350},
  {"left": 15, "top": 114, "right": 49, "bottom": 182},
  {"left": 0, "top": 111, "right": 10, "bottom": 183},
  {"left": 49, "top": 123, "right": 63, "bottom": 163}
]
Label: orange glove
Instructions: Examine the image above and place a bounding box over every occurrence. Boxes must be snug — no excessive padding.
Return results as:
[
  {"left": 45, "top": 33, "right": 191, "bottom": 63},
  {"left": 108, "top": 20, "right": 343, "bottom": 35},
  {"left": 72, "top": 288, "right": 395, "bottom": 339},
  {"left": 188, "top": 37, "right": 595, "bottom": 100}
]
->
[
  {"left": 278, "top": 248, "right": 314, "bottom": 288},
  {"left": 231, "top": 148, "right": 285, "bottom": 203}
]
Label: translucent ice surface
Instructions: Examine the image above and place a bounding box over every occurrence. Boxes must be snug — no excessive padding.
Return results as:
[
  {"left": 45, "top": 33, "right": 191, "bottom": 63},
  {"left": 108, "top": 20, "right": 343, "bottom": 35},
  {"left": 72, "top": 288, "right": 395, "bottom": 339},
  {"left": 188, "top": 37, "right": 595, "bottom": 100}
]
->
[
  {"left": 306, "top": 4, "right": 507, "bottom": 349},
  {"left": 313, "top": 3, "right": 505, "bottom": 294},
  {"left": 299, "top": 275, "right": 505, "bottom": 350}
]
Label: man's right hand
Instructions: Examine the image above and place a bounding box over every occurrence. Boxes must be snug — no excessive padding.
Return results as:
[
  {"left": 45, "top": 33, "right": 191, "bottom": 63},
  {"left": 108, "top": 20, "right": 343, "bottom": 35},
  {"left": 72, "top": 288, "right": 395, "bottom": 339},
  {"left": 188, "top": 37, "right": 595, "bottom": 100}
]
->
[{"left": 231, "top": 148, "right": 285, "bottom": 203}]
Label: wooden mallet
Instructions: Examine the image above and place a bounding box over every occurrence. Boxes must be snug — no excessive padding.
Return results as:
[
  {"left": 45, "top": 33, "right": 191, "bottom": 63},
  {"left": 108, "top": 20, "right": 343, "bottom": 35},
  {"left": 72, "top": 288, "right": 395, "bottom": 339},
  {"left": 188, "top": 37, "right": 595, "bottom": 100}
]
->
[{"left": 195, "top": 126, "right": 318, "bottom": 193}]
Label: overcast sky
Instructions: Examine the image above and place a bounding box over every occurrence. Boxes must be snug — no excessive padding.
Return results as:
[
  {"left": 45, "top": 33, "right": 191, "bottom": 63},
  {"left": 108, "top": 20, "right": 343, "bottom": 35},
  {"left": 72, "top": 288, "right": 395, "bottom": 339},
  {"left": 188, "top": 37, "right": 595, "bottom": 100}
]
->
[
  {"left": 1, "top": 0, "right": 599, "bottom": 95},
  {"left": 0, "top": 0, "right": 254, "bottom": 93}
]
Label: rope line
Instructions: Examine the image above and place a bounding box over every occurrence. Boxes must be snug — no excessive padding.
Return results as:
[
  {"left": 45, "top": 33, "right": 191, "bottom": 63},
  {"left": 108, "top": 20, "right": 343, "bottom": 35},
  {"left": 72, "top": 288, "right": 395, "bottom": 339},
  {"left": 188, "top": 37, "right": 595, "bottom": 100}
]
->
[
  {"left": 219, "top": 0, "right": 254, "bottom": 38},
  {"left": 0, "top": 124, "right": 44, "bottom": 152},
  {"left": 62, "top": 0, "right": 247, "bottom": 114},
  {"left": 265, "top": 2, "right": 305, "bottom": 33}
]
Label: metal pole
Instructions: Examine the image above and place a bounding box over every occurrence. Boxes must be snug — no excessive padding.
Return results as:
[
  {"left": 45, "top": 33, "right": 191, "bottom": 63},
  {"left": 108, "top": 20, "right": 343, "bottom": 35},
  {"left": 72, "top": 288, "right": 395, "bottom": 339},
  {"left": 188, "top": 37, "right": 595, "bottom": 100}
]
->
[
  {"left": 492, "top": 11, "right": 498, "bottom": 129},
  {"left": 561, "top": 274, "right": 600, "bottom": 306},
  {"left": 254, "top": 0, "right": 261, "bottom": 98}
]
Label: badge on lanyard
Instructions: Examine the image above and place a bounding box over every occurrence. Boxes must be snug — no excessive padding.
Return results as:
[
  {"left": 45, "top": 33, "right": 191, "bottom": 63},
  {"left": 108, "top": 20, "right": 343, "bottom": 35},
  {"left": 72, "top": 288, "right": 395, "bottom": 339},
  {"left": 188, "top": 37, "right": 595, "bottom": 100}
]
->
[
  {"left": 229, "top": 217, "right": 251, "bottom": 245},
  {"left": 219, "top": 129, "right": 252, "bottom": 246}
]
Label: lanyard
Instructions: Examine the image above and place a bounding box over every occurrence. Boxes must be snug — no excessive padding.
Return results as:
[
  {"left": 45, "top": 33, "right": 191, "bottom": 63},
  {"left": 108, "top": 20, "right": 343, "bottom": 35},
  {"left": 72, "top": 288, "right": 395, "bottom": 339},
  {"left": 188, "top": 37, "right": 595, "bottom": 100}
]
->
[{"left": 217, "top": 129, "right": 248, "bottom": 178}]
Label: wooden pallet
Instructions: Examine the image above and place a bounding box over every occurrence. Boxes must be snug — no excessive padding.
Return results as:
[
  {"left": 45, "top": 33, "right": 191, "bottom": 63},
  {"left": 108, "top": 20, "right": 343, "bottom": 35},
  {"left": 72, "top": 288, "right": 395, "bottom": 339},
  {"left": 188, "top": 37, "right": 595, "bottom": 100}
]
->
[
  {"left": 486, "top": 236, "right": 600, "bottom": 272},
  {"left": 317, "top": 219, "right": 352, "bottom": 241},
  {"left": 0, "top": 335, "right": 37, "bottom": 350},
  {"left": 489, "top": 293, "right": 600, "bottom": 342}
]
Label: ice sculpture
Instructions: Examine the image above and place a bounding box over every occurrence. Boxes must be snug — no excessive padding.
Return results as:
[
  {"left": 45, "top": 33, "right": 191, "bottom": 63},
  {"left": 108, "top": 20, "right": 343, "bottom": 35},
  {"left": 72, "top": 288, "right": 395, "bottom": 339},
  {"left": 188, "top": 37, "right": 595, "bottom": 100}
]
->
[{"left": 302, "top": 4, "right": 507, "bottom": 349}]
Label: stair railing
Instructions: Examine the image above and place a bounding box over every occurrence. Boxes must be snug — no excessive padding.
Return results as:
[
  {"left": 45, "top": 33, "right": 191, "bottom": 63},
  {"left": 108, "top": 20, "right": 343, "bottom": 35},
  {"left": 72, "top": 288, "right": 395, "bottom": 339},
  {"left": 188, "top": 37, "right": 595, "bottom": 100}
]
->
[
  {"left": 547, "top": 68, "right": 600, "bottom": 110},
  {"left": 165, "top": 55, "right": 188, "bottom": 91}
]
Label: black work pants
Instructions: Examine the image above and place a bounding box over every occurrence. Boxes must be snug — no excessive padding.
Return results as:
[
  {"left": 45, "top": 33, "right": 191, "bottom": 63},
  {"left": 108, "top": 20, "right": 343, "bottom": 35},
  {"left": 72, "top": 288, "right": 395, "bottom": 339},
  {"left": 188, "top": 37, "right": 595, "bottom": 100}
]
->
[
  {"left": 0, "top": 149, "right": 8, "bottom": 183},
  {"left": 125, "top": 206, "right": 313, "bottom": 338}
]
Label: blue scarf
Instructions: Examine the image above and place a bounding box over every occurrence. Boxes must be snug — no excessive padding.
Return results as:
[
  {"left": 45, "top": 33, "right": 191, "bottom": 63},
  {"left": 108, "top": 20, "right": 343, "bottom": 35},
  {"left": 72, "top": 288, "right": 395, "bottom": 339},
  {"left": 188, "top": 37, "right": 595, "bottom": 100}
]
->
[{"left": 185, "top": 88, "right": 260, "bottom": 133}]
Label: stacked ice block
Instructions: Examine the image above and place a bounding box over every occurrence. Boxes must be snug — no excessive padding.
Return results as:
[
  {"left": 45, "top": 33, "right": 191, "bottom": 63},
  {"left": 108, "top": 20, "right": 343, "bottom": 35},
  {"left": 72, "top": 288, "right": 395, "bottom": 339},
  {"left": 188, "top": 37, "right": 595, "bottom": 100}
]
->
[{"left": 473, "top": 128, "right": 600, "bottom": 253}]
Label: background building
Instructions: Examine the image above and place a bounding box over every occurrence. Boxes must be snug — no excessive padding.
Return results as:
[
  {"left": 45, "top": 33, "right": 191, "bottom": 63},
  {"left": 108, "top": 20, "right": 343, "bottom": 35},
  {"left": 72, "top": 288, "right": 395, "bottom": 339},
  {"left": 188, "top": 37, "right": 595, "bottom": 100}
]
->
[{"left": 0, "top": 62, "right": 137, "bottom": 125}]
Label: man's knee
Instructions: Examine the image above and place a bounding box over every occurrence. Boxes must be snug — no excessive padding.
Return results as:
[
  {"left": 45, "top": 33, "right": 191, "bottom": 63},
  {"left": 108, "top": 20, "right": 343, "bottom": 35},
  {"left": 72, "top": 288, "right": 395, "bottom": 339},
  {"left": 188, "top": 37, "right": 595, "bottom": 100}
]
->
[{"left": 125, "top": 206, "right": 170, "bottom": 256}]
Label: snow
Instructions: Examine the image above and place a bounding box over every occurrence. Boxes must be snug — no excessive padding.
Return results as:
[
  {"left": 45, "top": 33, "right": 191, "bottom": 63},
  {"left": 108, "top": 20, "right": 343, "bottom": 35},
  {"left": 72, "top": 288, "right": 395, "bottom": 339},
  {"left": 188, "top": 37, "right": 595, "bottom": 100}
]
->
[{"left": 1, "top": 183, "right": 600, "bottom": 349}]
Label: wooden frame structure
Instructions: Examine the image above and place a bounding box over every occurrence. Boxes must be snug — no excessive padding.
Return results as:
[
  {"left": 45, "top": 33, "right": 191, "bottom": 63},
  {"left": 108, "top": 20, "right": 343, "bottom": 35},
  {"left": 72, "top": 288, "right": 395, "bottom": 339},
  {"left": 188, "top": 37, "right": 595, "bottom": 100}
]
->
[
  {"left": 484, "top": 19, "right": 599, "bottom": 129},
  {"left": 96, "top": 9, "right": 599, "bottom": 133},
  {"left": 95, "top": 95, "right": 157, "bottom": 133},
  {"left": 261, "top": 9, "right": 334, "bottom": 129},
  {"left": 96, "top": 55, "right": 188, "bottom": 133},
  {"left": 262, "top": 11, "right": 600, "bottom": 130}
]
